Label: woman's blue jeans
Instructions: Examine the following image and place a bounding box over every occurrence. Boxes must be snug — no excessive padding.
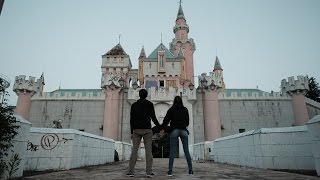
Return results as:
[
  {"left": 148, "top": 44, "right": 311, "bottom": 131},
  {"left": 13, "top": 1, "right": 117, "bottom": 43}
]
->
[{"left": 168, "top": 129, "right": 193, "bottom": 173}]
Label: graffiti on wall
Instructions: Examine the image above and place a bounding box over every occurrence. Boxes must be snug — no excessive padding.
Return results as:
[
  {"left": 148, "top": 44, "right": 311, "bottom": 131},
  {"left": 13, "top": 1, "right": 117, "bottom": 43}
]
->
[
  {"left": 27, "top": 141, "right": 39, "bottom": 151},
  {"left": 27, "top": 133, "right": 73, "bottom": 151}
]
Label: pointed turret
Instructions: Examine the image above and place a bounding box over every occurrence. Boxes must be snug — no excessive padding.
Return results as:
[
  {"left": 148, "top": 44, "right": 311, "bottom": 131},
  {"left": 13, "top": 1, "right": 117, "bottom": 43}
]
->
[
  {"left": 176, "top": 0, "right": 186, "bottom": 21},
  {"left": 213, "top": 56, "right": 223, "bottom": 71},
  {"left": 103, "top": 43, "right": 127, "bottom": 56},
  {"left": 139, "top": 46, "right": 146, "bottom": 58}
]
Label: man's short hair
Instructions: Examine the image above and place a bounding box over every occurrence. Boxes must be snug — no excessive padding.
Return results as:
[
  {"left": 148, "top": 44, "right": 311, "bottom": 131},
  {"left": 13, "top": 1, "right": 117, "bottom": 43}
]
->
[{"left": 139, "top": 89, "right": 148, "bottom": 99}]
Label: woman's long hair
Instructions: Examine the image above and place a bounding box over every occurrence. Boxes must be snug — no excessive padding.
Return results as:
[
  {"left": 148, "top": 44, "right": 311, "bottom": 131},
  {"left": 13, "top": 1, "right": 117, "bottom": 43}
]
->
[{"left": 172, "top": 96, "right": 184, "bottom": 108}]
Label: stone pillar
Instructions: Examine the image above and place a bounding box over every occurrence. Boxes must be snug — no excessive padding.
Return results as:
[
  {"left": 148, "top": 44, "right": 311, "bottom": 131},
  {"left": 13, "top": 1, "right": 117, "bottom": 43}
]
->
[
  {"left": 15, "top": 90, "right": 34, "bottom": 120},
  {"left": 291, "top": 92, "right": 309, "bottom": 126},
  {"left": 13, "top": 75, "right": 42, "bottom": 120},
  {"left": 103, "top": 88, "right": 120, "bottom": 140},
  {"left": 306, "top": 115, "right": 320, "bottom": 176},
  {"left": 281, "top": 76, "right": 309, "bottom": 126},
  {"left": 203, "top": 89, "right": 221, "bottom": 141}
]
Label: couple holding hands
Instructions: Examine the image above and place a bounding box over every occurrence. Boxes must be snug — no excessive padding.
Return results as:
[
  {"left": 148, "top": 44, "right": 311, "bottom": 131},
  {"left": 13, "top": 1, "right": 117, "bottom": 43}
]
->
[{"left": 127, "top": 89, "right": 193, "bottom": 177}]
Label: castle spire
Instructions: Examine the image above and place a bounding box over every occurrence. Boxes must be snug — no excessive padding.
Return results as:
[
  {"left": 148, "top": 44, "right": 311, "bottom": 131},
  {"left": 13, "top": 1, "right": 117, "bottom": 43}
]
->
[
  {"left": 214, "top": 56, "right": 223, "bottom": 71},
  {"left": 139, "top": 46, "right": 146, "bottom": 58},
  {"left": 177, "top": 0, "right": 185, "bottom": 21}
]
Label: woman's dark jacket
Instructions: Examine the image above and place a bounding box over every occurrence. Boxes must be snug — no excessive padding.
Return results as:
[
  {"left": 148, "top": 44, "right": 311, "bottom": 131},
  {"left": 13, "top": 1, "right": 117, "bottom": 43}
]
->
[{"left": 161, "top": 104, "right": 189, "bottom": 134}]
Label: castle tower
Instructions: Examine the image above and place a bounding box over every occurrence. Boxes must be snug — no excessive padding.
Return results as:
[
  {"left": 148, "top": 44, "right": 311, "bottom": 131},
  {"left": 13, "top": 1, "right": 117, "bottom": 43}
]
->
[
  {"left": 0, "top": 73, "right": 11, "bottom": 103},
  {"left": 138, "top": 46, "right": 146, "bottom": 86},
  {"left": 213, "top": 56, "right": 225, "bottom": 90},
  {"left": 199, "top": 58, "right": 224, "bottom": 141},
  {"left": 281, "top": 75, "right": 309, "bottom": 126},
  {"left": 169, "top": 1, "right": 196, "bottom": 87},
  {"left": 13, "top": 75, "right": 44, "bottom": 120},
  {"left": 101, "top": 43, "right": 132, "bottom": 140}
]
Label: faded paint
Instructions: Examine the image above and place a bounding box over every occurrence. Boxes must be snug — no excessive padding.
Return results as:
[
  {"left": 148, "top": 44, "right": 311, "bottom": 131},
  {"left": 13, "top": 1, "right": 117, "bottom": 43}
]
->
[
  {"left": 103, "top": 89, "right": 120, "bottom": 140},
  {"left": 203, "top": 90, "right": 221, "bottom": 140},
  {"left": 15, "top": 91, "right": 33, "bottom": 120},
  {"left": 292, "top": 94, "right": 309, "bottom": 126}
]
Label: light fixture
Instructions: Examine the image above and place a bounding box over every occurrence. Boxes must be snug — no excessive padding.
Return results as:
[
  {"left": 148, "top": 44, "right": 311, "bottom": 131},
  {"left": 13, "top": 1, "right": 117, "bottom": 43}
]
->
[
  {"left": 188, "top": 82, "right": 195, "bottom": 91},
  {"left": 209, "top": 82, "right": 216, "bottom": 90},
  {"left": 118, "top": 77, "right": 125, "bottom": 87},
  {"left": 132, "top": 81, "right": 138, "bottom": 90}
]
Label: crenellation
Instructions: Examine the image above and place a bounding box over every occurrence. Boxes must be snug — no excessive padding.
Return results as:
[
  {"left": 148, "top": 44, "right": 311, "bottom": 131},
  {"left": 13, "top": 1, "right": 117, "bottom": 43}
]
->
[
  {"left": 32, "top": 91, "right": 105, "bottom": 100},
  {"left": 13, "top": 75, "right": 43, "bottom": 95},
  {"left": 281, "top": 75, "right": 309, "bottom": 95},
  {"left": 218, "top": 91, "right": 290, "bottom": 99}
]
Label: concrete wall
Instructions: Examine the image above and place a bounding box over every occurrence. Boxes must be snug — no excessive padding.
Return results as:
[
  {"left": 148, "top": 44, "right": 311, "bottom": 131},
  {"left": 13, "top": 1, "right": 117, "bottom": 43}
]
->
[
  {"left": 1, "top": 116, "right": 31, "bottom": 179},
  {"left": 25, "top": 128, "right": 115, "bottom": 171},
  {"left": 29, "top": 100, "right": 105, "bottom": 136},
  {"left": 120, "top": 90, "right": 134, "bottom": 143},
  {"left": 307, "top": 115, "right": 320, "bottom": 175},
  {"left": 306, "top": 98, "right": 320, "bottom": 120},
  {"left": 219, "top": 99, "right": 294, "bottom": 136},
  {"left": 212, "top": 126, "right": 314, "bottom": 170},
  {"left": 192, "top": 90, "right": 205, "bottom": 143},
  {"left": 115, "top": 141, "right": 132, "bottom": 161},
  {"left": 191, "top": 141, "right": 212, "bottom": 161}
]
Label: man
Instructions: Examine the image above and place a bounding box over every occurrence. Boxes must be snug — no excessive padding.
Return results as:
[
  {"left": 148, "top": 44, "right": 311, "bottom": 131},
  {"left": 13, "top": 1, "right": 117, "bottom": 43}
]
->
[{"left": 127, "top": 89, "right": 161, "bottom": 177}]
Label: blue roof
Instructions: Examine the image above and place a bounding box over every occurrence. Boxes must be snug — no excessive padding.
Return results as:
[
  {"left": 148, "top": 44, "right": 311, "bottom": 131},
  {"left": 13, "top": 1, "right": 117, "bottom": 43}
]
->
[{"left": 147, "top": 43, "right": 176, "bottom": 60}]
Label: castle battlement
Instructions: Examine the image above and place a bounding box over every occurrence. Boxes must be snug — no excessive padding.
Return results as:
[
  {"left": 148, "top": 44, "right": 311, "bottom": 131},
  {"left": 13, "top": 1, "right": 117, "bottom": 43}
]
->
[
  {"left": 281, "top": 75, "right": 309, "bottom": 94},
  {"left": 13, "top": 75, "right": 43, "bottom": 94},
  {"left": 127, "top": 86, "right": 196, "bottom": 102},
  {"left": 199, "top": 72, "right": 223, "bottom": 88},
  {"left": 218, "top": 90, "right": 290, "bottom": 100},
  {"left": 32, "top": 90, "right": 105, "bottom": 100}
]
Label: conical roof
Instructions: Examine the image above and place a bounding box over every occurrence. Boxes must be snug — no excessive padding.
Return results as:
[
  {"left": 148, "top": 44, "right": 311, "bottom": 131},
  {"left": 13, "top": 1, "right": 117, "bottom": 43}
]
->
[
  {"left": 103, "top": 44, "right": 127, "bottom": 56},
  {"left": 139, "top": 46, "right": 146, "bottom": 58},
  {"left": 214, "top": 56, "right": 223, "bottom": 71},
  {"left": 176, "top": 1, "right": 186, "bottom": 21}
]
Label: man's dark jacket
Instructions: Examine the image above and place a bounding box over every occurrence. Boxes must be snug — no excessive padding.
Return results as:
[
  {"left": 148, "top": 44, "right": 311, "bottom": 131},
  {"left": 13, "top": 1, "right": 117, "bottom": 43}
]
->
[{"left": 130, "top": 98, "right": 160, "bottom": 134}]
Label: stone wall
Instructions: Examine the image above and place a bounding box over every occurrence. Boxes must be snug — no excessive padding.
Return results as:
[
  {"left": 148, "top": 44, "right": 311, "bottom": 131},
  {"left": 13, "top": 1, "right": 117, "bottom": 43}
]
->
[
  {"left": 25, "top": 128, "right": 115, "bottom": 171},
  {"left": 1, "top": 116, "right": 31, "bottom": 179},
  {"left": 219, "top": 99, "right": 294, "bottom": 136},
  {"left": 212, "top": 127, "right": 314, "bottom": 170},
  {"left": 115, "top": 141, "right": 132, "bottom": 161},
  {"left": 306, "top": 97, "right": 320, "bottom": 119},
  {"left": 29, "top": 100, "right": 105, "bottom": 136},
  {"left": 192, "top": 90, "right": 205, "bottom": 143}
]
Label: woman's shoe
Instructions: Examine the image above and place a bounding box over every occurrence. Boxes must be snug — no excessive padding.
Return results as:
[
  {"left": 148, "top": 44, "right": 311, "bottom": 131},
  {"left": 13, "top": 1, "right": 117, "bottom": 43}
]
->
[
  {"left": 167, "top": 171, "right": 173, "bottom": 177},
  {"left": 189, "top": 170, "right": 193, "bottom": 175}
]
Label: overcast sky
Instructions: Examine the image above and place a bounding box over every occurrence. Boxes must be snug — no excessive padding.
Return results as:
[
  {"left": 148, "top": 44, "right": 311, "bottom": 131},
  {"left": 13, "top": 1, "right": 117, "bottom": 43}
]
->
[{"left": 1, "top": 0, "right": 320, "bottom": 105}]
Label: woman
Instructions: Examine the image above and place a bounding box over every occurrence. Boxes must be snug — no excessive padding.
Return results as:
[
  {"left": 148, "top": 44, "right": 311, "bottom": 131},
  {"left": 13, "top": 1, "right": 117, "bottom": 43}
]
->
[{"left": 161, "top": 96, "right": 193, "bottom": 176}]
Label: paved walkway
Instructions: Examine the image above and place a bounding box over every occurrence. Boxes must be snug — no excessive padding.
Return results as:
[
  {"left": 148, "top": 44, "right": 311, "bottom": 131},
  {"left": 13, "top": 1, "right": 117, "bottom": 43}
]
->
[{"left": 21, "top": 158, "right": 319, "bottom": 180}]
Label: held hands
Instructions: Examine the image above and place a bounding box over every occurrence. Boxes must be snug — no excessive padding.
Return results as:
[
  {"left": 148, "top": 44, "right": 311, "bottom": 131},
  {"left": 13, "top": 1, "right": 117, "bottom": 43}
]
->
[{"left": 159, "top": 129, "right": 165, "bottom": 137}]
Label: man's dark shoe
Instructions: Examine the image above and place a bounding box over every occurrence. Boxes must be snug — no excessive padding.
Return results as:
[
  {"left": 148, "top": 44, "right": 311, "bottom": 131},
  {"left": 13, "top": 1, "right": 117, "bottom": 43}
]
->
[
  {"left": 146, "top": 173, "right": 155, "bottom": 177},
  {"left": 189, "top": 170, "right": 194, "bottom": 175},
  {"left": 126, "top": 172, "right": 134, "bottom": 177},
  {"left": 167, "top": 171, "right": 173, "bottom": 177}
]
